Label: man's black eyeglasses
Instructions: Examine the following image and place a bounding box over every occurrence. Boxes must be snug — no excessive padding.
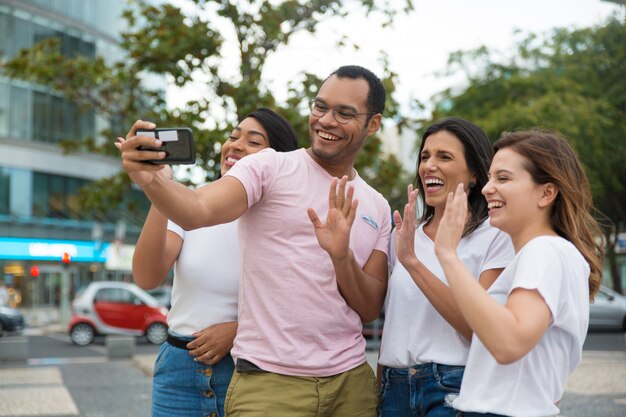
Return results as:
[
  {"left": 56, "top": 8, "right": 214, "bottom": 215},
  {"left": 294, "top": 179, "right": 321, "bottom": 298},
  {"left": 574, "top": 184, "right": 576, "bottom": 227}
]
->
[{"left": 309, "top": 99, "right": 376, "bottom": 124}]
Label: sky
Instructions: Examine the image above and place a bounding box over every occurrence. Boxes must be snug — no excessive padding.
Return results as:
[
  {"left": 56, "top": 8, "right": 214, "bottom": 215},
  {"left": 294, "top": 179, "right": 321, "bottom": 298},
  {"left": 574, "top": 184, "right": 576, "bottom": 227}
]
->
[
  {"left": 260, "top": 0, "right": 623, "bottom": 111},
  {"left": 168, "top": 0, "right": 622, "bottom": 174},
  {"left": 168, "top": 0, "right": 626, "bottom": 169},
  {"left": 170, "top": 0, "right": 622, "bottom": 113}
]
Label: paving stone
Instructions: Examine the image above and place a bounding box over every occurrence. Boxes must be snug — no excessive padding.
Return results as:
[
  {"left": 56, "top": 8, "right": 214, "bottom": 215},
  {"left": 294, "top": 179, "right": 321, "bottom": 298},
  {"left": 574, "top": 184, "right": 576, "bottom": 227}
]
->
[
  {"left": 0, "top": 386, "right": 79, "bottom": 416},
  {"left": 0, "top": 367, "right": 63, "bottom": 385}
]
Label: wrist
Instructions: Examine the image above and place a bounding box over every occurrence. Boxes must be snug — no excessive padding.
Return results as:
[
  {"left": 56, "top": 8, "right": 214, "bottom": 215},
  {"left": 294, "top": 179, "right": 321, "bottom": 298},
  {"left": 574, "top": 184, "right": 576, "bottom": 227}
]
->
[
  {"left": 435, "top": 249, "right": 458, "bottom": 266},
  {"left": 399, "top": 256, "right": 421, "bottom": 272},
  {"left": 330, "top": 249, "right": 353, "bottom": 265}
]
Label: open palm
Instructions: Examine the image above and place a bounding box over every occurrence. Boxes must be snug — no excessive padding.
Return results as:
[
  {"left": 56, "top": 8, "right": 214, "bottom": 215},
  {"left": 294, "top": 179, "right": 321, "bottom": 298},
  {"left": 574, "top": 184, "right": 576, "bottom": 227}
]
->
[
  {"left": 308, "top": 176, "right": 358, "bottom": 260},
  {"left": 394, "top": 184, "right": 420, "bottom": 265},
  {"left": 434, "top": 183, "right": 468, "bottom": 259}
]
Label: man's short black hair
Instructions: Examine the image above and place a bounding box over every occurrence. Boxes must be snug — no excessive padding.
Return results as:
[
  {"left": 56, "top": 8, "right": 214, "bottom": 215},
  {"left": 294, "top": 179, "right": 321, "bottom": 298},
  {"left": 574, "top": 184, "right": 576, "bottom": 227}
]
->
[{"left": 327, "top": 65, "right": 386, "bottom": 115}]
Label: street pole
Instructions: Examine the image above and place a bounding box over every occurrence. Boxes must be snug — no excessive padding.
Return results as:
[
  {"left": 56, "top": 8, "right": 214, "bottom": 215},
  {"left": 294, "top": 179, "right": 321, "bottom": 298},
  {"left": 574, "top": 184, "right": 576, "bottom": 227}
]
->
[{"left": 59, "top": 253, "right": 71, "bottom": 327}]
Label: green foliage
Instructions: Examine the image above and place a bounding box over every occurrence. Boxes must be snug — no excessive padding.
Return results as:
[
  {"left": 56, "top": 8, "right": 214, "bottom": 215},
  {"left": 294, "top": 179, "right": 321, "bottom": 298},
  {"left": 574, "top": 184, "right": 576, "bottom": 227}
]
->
[
  {"left": 3, "top": 0, "right": 412, "bottom": 219},
  {"left": 426, "top": 16, "right": 626, "bottom": 290}
]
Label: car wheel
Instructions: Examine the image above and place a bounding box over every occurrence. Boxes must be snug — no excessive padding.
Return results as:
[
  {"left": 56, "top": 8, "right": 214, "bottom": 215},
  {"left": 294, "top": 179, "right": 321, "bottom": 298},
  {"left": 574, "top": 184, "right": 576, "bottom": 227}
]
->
[
  {"left": 146, "top": 323, "right": 167, "bottom": 344},
  {"left": 70, "top": 323, "right": 95, "bottom": 346}
]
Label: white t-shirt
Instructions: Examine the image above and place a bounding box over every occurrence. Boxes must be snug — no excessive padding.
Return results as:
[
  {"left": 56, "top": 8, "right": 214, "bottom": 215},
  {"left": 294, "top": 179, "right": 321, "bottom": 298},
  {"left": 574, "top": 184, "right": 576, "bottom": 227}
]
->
[
  {"left": 166, "top": 220, "right": 239, "bottom": 335},
  {"left": 379, "top": 220, "right": 514, "bottom": 367},
  {"left": 225, "top": 148, "right": 391, "bottom": 376},
  {"left": 454, "top": 236, "right": 590, "bottom": 417}
]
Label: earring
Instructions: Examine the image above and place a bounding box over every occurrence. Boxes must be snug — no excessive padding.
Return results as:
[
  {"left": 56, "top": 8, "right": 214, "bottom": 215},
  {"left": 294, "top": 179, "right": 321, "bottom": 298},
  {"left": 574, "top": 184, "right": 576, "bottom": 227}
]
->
[{"left": 468, "top": 181, "right": 476, "bottom": 189}]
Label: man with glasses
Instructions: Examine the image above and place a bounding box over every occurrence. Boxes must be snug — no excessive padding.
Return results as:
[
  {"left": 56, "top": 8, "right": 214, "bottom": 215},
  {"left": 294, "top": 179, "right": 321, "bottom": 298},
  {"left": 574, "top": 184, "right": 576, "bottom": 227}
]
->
[{"left": 119, "top": 65, "right": 390, "bottom": 417}]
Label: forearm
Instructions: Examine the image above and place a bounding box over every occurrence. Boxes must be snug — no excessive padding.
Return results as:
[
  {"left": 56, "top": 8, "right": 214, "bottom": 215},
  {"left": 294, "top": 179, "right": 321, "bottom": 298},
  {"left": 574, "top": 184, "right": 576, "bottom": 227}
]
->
[
  {"left": 332, "top": 250, "right": 387, "bottom": 322},
  {"left": 140, "top": 174, "right": 212, "bottom": 230},
  {"left": 438, "top": 254, "right": 531, "bottom": 363},
  {"left": 132, "top": 206, "right": 174, "bottom": 289},
  {"left": 401, "top": 256, "right": 473, "bottom": 340}
]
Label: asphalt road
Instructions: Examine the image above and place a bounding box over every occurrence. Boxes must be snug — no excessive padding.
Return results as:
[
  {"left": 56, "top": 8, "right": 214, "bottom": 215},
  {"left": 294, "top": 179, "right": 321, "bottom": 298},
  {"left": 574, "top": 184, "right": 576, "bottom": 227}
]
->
[
  {"left": 27, "top": 334, "right": 161, "bottom": 360},
  {"left": 1, "top": 332, "right": 624, "bottom": 417}
]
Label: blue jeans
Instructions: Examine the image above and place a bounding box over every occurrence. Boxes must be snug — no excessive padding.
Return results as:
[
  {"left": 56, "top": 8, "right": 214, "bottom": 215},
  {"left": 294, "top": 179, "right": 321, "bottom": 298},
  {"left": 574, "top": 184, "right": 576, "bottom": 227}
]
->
[
  {"left": 379, "top": 363, "right": 464, "bottom": 417},
  {"left": 152, "top": 336, "right": 235, "bottom": 417},
  {"left": 457, "top": 413, "right": 508, "bottom": 417}
]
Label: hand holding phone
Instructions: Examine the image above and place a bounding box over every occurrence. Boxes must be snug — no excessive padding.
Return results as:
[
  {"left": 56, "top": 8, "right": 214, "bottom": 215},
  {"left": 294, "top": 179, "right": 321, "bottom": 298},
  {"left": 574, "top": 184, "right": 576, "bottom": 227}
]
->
[{"left": 136, "top": 128, "right": 196, "bottom": 165}]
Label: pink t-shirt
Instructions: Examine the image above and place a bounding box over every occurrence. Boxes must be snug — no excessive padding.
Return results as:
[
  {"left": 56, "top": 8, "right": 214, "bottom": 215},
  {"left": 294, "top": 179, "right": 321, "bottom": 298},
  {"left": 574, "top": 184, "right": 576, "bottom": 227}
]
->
[{"left": 225, "top": 148, "right": 391, "bottom": 376}]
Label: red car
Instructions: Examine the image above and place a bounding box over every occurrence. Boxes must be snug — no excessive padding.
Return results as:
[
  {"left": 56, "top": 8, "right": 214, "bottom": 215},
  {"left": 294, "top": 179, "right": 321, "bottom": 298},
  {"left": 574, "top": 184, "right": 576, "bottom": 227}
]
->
[{"left": 69, "top": 281, "right": 168, "bottom": 345}]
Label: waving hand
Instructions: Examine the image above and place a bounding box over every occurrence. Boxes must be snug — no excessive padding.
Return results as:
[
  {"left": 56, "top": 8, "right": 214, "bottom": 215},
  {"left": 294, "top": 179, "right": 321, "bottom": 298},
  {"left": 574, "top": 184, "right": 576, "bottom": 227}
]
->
[{"left": 307, "top": 176, "right": 358, "bottom": 261}]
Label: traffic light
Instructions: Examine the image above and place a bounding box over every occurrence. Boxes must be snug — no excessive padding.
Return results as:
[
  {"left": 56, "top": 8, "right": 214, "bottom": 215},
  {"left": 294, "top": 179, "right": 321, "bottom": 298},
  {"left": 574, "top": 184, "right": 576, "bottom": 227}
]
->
[
  {"left": 30, "top": 265, "right": 40, "bottom": 277},
  {"left": 61, "top": 252, "right": 71, "bottom": 267}
]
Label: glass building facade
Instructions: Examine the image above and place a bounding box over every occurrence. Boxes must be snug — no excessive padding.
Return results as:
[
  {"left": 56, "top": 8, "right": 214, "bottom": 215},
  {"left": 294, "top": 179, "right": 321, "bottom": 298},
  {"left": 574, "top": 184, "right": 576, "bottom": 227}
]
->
[{"left": 0, "top": 0, "right": 151, "bottom": 310}]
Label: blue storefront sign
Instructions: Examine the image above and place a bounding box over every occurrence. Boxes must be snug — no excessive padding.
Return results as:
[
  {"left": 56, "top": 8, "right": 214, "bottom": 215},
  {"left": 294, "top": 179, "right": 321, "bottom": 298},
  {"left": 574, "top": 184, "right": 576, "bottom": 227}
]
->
[{"left": 0, "top": 237, "right": 109, "bottom": 262}]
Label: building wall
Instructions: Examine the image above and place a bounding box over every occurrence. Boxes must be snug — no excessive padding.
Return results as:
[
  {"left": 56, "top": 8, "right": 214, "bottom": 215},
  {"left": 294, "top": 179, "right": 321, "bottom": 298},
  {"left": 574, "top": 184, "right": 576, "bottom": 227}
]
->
[{"left": 0, "top": 0, "right": 149, "bottom": 308}]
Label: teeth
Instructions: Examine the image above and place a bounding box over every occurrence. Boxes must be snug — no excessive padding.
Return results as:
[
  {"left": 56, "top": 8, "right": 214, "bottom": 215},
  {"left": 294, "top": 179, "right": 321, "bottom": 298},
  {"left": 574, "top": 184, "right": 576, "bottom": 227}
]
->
[
  {"left": 425, "top": 178, "right": 444, "bottom": 186},
  {"left": 488, "top": 201, "right": 504, "bottom": 209},
  {"left": 226, "top": 157, "right": 238, "bottom": 163},
  {"left": 318, "top": 131, "right": 340, "bottom": 141}
]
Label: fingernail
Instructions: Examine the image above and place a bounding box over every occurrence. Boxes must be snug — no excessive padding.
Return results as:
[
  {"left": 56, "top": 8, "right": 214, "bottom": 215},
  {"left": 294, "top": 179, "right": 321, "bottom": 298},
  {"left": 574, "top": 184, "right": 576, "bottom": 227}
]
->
[{"left": 154, "top": 140, "right": 162, "bottom": 146}]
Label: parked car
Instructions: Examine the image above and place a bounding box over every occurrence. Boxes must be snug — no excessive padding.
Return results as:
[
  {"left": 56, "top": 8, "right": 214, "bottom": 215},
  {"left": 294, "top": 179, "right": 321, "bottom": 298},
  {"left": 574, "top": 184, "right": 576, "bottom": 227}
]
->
[
  {"left": 146, "top": 285, "right": 172, "bottom": 309},
  {"left": 589, "top": 285, "right": 626, "bottom": 332},
  {"left": 69, "top": 281, "right": 168, "bottom": 346},
  {"left": 0, "top": 305, "right": 25, "bottom": 336}
]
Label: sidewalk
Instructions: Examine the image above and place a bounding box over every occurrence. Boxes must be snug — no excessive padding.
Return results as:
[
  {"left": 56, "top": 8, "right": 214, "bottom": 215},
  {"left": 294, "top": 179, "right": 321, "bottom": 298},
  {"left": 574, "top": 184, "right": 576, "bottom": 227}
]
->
[
  {"left": 135, "top": 350, "right": 626, "bottom": 417},
  {"left": 10, "top": 316, "right": 626, "bottom": 417}
]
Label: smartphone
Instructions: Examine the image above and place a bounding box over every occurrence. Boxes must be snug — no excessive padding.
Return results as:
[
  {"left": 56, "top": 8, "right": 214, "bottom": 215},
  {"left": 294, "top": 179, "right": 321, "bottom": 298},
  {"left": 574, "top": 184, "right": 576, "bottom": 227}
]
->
[{"left": 136, "top": 128, "right": 196, "bottom": 165}]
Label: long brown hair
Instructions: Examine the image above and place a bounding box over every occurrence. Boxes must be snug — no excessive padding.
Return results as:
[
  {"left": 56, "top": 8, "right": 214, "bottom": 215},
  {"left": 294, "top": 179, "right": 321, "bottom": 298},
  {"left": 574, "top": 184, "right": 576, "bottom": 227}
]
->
[
  {"left": 416, "top": 117, "right": 493, "bottom": 237},
  {"left": 493, "top": 130, "right": 604, "bottom": 300}
]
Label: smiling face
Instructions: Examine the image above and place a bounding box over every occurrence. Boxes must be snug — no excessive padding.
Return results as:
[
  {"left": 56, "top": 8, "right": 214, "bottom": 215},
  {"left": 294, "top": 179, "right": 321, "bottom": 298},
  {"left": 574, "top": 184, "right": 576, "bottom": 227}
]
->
[
  {"left": 482, "top": 148, "right": 547, "bottom": 239},
  {"left": 220, "top": 117, "right": 269, "bottom": 176},
  {"left": 418, "top": 130, "right": 475, "bottom": 212},
  {"left": 308, "top": 75, "right": 380, "bottom": 173}
]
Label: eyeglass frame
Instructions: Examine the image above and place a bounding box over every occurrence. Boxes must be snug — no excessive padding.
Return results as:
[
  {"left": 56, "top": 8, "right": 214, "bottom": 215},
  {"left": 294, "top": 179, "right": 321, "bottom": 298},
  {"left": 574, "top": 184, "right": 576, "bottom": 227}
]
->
[{"left": 309, "top": 98, "right": 377, "bottom": 125}]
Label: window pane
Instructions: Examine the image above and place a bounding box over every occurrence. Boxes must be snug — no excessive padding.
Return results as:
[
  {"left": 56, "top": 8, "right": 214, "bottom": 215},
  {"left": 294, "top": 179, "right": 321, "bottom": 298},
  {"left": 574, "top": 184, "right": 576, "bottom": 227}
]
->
[
  {"left": 32, "top": 21, "right": 55, "bottom": 45},
  {"left": 0, "top": 11, "right": 9, "bottom": 61},
  {"left": 9, "top": 85, "right": 30, "bottom": 140},
  {"left": 67, "top": 101, "right": 79, "bottom": 139},
  {"left": 0, "top": 81, "right": 9, "bottom": 137},
  {"left": 48, "top": 175, "right": 66, "bottom": 218},
  {"left": 50, "top": 95, "right": 65, "bottom": 142},
  {"left": 11, "top": 16, "right": 31, "bottom": 58},
  {"left": 66, "top": 177, "right": 82, "bottom": 218},
  {"left": 33, "top": 91, "right": 50, "bottom": 142},
  {"left": 0, "top": 168, "right": 9, "bottom": 215},
  {"left": 32, "top": 173, "right": 48, "bottom": 217}
]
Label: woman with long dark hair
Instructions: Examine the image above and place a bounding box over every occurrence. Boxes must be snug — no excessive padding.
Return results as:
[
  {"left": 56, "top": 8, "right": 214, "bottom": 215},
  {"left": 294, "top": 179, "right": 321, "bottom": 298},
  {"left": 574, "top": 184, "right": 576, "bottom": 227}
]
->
[
  {"left": 124, "top": 108, "right": 298, "bottom": 417},
  {"left": 378, "top": 118, "right": 514, "bottom": 417}
]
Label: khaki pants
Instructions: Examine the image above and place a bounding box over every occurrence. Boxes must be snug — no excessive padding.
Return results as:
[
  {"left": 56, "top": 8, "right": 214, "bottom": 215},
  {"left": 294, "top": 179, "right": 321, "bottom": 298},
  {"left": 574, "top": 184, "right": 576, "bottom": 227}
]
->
[{"left": 225, "top": 362, "right": 377, "bottom": 417}]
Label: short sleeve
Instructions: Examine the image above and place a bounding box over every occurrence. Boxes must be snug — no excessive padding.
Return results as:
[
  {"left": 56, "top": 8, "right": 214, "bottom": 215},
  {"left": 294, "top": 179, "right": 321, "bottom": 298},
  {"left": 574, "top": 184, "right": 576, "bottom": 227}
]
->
[
  {"left": 374, "top": 206, "right": 392, "bottom": 257},
  {"left": 509, "top": 240, "right": 564, "bottom": 319},
  {"left": 481, "top": 230, "right": 515, "bottom": 273},
  {"left": 167, "top": 220, "right": 184, "bottom": 239},
  {"left": 224, "top": 148, "right": 278, "bottom": 208}
]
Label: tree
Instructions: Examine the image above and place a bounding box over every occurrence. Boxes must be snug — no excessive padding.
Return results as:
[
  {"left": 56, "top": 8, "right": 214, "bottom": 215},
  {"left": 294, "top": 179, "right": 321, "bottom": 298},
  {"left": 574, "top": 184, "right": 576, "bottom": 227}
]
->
[
  {"left": 2, "top": 0, "right": 412, "bottom": 218},
  {"left": 423, "top": 16, "right": 626, "bottom": 292}
]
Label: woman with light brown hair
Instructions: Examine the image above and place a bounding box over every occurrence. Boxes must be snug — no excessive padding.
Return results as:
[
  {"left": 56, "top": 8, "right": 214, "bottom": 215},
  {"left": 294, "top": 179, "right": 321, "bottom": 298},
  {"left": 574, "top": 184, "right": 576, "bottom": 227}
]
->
[{"left": 434, "top": 130, "right": 604, "bottom": 417}]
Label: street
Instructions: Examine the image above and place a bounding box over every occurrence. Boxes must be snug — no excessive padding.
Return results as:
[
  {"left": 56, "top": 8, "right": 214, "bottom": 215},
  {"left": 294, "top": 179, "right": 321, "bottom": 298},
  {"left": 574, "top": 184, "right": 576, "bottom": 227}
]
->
[
  {"left": 27, "top": 334, "right": 161, "bottom": 361},
  {"left": 24, "top": 330, "right": 626, "bottom": 360},
  {"left": 0, "top": 332, "right": 625, "bottom": 417}
]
